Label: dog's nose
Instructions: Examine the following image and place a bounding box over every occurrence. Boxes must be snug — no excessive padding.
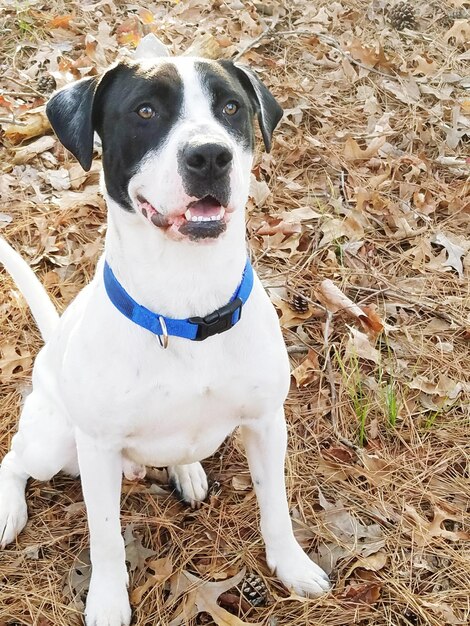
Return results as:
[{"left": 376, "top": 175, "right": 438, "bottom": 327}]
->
[{"left": 183, "top": 143, "right": 233, "bottom": 180}]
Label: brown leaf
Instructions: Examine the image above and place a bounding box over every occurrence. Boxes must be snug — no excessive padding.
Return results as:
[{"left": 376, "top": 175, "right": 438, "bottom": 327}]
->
[
  {"left": 3, "top": 110, "right": 51, "bottom": 144},
  {"left": 131, "top": 557, "right": 173, "bottom": 604},
  {"left": 402, "top": 505, "right": 470, "bottom": 546},
  {"left": 12, "top": 135, "right": 56, "bottom": 165},
  {"left": 124, "top": 524, "right": 157, "bottom": 572},
  {"left": 49, "top": 14, "right": 75, "bottom": 29},
  {"left": 345, "top": 327, "right": 381, "bottom": 364},
  {"left": 291, "top": 349, "right": 319, "bottom": 387},
  {"left": 318, "top": 280, "right": 384, "bottom": 332},
  {"left": 232, "top": 475, "right": 252, "bottom": 491},
  {"left": 167, "top": 569, "right": 263, "bottom": 626},
  {"left": 343, "top": 136, "right": 386, "bottom": 160},
  {"left": 342, "top": 582, "right": 381, "bottom": 604},
  {"left": 0, "top": 344, "right": 32, "bottom": 382},
  {"left": 344, "top": 550, "right": 387, "bottom": 578}
]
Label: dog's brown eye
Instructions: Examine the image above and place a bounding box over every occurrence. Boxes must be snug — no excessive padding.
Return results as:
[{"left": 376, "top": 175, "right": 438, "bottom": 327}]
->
[
  {"left": 137, "top": 105, "right": 155, "bottom": 120},
  {"left": 223, "top": 101, "right": 239, "bottom": 116}
]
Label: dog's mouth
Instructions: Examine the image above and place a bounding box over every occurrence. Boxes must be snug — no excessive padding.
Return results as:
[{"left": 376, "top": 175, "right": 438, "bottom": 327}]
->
[{"left": 136, "top": 194, "right": 229, "bottom": 241}]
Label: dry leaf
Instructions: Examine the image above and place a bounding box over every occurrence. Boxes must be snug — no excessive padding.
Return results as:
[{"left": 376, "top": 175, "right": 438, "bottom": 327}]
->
[
  {"left": 431, "top": 232, "right": 469, "bottom": 278},
  {"left": 343, "top": 136, "right": 386, "bottom": 160},
  {"left": 232, "top": 474, "right": 252, "bottom": 491},
  {"left": 3, "top": 110, "right": 51, "bottom": 144},
  {"left": 345, "top": 327, "right": 381, "bottom": 364},
  {"left": 318, "top": 280, "right": 384, "bottom": 332},
  {"left": 403, "top": 504, "right": 470, "bottom": 546},
  {"left": 445, "top": 20, "right": 470, "bottom": 47},
  {"left": 0, "top": 344, "right": 32, "bottom": 381},
  {"left": 342, "top": 582, "right": 381, "bottom": 604},
  {"left": 124, "top": 524, "right": 157, "bottom": 572},
  {"left": 167, "top": 569, "right": 262, "bottom": 626},
  {"left": 291, "top": 349, "right": 319, "bottom": 387},
  {"left": 12, "top": 135, "right": 56, "bottom": 165},
  {"left": 344, "top": 550, "right": 387, "bottom": 578},
  {"left": 131, "top": 557, "right": 173, "bottom": 604}
]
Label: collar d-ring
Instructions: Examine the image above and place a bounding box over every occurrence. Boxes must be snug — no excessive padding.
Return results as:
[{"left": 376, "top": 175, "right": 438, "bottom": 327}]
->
[{"left": 157, "top": 315, "right": 169, "bottom": 349}]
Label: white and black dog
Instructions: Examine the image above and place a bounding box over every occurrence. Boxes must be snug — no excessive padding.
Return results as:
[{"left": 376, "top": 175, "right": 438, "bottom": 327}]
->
[{"left": 0, "top": 56, "right": 330, "bottom": 626}]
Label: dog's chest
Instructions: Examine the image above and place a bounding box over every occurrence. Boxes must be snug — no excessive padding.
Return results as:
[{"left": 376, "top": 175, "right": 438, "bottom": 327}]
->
[{"left": 54, "top": 283, "right": 289, "bottom": 466}]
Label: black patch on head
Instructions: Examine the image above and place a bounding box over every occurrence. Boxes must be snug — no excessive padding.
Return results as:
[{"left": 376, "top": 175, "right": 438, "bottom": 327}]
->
[
  {"left": 178, "top": 220, "right": 227, "bottom": 241},
  {"left": 46, "top": 61, "right": 184, "bottom": 211},
  {"left": 196, "top": 60, "right": 257, "bottom": 151},
  {"left": 94, "top": 63, "right": 184, "bottom": 211}
]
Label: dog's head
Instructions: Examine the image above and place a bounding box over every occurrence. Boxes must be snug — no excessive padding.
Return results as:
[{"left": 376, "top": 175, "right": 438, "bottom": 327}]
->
[{"left": 46, "top": 57, "right": 282, "bottom": 243}]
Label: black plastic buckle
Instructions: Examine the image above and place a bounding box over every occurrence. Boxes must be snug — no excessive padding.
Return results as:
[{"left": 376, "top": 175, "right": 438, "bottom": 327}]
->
[{"left": 189, "top": 297, "right": 243, "bottom": 341}]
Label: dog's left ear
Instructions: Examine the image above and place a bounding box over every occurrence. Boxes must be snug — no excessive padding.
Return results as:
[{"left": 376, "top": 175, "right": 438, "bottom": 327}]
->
[
  {"left": 46, "top": 76, "right": 99, "bottom": 172},
  {"left": 231, "top": 63, "right": 283, "bottom": 152}
]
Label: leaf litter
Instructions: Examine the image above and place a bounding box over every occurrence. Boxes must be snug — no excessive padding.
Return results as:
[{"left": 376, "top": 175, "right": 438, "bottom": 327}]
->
[{"left": 0, "top": 1, "right": 469, "bottom": 626}]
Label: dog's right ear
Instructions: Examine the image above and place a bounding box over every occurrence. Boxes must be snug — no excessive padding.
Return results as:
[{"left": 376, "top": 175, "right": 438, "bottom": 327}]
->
[{"left": 46, "top": 76, "right": 99, "bottom": 172}]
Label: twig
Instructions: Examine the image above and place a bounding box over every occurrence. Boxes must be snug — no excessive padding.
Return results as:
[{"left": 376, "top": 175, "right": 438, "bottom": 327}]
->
[
  {"left": 323, "top": 310, "right": 361, "bottom": 452},
  {"left": 5, "top": 75, "right": 44, "bottom": 97},
  {"left": 287, "top": 345, "right": 309, "bottom": 355},
  {"left": 0, "top": 116, "right": 27, "bottom": 125},
  {"left": 234, "top": 25, "right": 273, "bottom": 61}
]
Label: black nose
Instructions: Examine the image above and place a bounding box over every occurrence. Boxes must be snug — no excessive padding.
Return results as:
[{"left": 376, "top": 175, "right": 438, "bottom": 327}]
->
[{"left": 183, "top": 143, "right": 233, "bottom": 180}]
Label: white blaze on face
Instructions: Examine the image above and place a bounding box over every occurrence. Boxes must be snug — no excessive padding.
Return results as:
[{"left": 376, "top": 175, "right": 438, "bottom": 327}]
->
[{"left": 127, "top": 58, "right": 254, "bottom": 228}]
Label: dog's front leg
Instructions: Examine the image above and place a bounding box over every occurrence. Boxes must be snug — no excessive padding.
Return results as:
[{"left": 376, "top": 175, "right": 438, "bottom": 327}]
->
[
  {"left": 75, "top": 428, "right": 131, "bottom": 626},
  {"left": 240, "top": 409, "right": 330, "bottom": 597}
]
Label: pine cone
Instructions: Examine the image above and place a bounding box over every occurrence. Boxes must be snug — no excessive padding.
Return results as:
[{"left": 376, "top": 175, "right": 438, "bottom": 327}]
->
[
  {"left": 290, "top": 293, "right": 309, "bottom": 313},
  {"left": 37, "top": 75, "right": 57, "bottom": 94},
  {"left": 388, "top": 2, "right": 417, "bottom": 30},
  {"left": 239, "top": 572, "right": 268, "bottom": 607}
]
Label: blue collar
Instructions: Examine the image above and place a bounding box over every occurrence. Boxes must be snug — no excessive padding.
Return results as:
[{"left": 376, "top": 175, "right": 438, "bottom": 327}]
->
[{"left": 103, "top": 259, "right": 254, "bottom": 343}]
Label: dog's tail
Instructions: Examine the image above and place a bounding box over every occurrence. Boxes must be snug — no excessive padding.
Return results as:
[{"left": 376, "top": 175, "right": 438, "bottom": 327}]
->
[{"left": 0, "top": 236, "right": 59, "bottom": 342}]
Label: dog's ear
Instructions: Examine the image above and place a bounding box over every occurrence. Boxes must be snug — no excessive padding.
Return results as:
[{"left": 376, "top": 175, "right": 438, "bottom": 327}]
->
[
  {"left": 46, "top": 76, "right": 99, "bottom": 172},
  {"left": 232, "top": 63, "right": 283, "bottom": 152}
]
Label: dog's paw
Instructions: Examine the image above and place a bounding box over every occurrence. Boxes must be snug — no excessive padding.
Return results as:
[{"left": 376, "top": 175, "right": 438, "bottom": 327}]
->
[
  {"left": 167, "top": 462, "right": 208, "bottom": 508},
  {"left": 267, "top": 544, "right": 330, "bottom": 597},
  {"left": 0, "top": 481, "right": 28, "bottom": 548},
  {"left": 85, "top": 580, "right": 131, "bottom": 626},
  {"left": 122, "top": 457, "right": 146, "bottom": 481}
]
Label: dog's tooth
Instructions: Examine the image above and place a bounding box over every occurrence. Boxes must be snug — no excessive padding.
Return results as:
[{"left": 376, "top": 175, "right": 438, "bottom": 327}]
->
[
  {"left": 185, "top": 209, "right": 192, "bottom": 221},
  {"left": 191, "top": 216, "right": 198, "bottom": 222}
]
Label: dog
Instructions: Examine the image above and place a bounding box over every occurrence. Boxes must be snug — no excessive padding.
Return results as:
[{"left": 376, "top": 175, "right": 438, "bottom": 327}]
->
[{"left": 0, "top": 55, "right": 330, "bottom": 626}]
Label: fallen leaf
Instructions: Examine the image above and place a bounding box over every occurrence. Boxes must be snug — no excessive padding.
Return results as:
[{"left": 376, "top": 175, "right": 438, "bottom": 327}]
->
[
  {"left": 318, "top": 280, "right": 384, "bottom": 332},
  {"left": 131, "top": 557, "right": 173, "bottom": 604},
  {"left": 291, "top": 349, "right": 319, "bottom": 387},
  {"left": 12, "top": 135, "right": 56, "bottom": 164},
  {"left": 344, "top": 550, "right": 387, "bottom": 578},
  {"left": 342, "top": 582, "right": 381, "bottom": 604},
  {"left": 431, "top": 232, "right": 469, "bottom": 278},
  {"left": 249, "top": 175, "right": 271, "bottom": 207},
  {"left": 402, "top": 504, "right": 470, "bottom": 546},
  {"left": 232, "top": 474, "right": 252, "bottom": 491},
  {"left": 167, "top": 568, "right": 262, "bottom": 626},
  {"left": 49, "top": 14, "right": 75, "bottom": 29},
  {"left": 345, "top": 327, "right": 381, "bottom": 364},
  {"left": 124, "top": 524, "right": 157, "bottom": 572},
  {"left": 3, "top": 109, "right": 51, "bottom": 144},
  {"left": 0, "top": 344, "right": 32, "bottom": 381},
  {"left": 66, "top": 548, "right": 91, "bottom": 598},
  {"left": 343, "top": 136, "right": 386, "bottom": 160},
  {"left": 444, "top": 20, "right": 470, "bottom": 47}
]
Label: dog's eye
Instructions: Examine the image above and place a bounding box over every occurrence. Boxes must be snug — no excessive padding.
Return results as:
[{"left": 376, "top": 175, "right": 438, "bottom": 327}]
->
[
  {"left": 223, "top": 101, "right": 239, "bottom": 116},
  {"left": 136, "top": 104, "right": 155, "bottom": 120}
]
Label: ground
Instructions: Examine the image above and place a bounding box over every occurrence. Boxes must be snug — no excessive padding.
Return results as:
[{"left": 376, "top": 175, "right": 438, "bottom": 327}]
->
[{"left": 0, "top": 1, "right": 469, "bottom": 625}]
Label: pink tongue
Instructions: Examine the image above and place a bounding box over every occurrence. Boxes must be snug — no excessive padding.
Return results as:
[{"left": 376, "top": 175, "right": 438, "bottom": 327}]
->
[{"left": 188, "top": 198, "right": 222, "bottom": 218}]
